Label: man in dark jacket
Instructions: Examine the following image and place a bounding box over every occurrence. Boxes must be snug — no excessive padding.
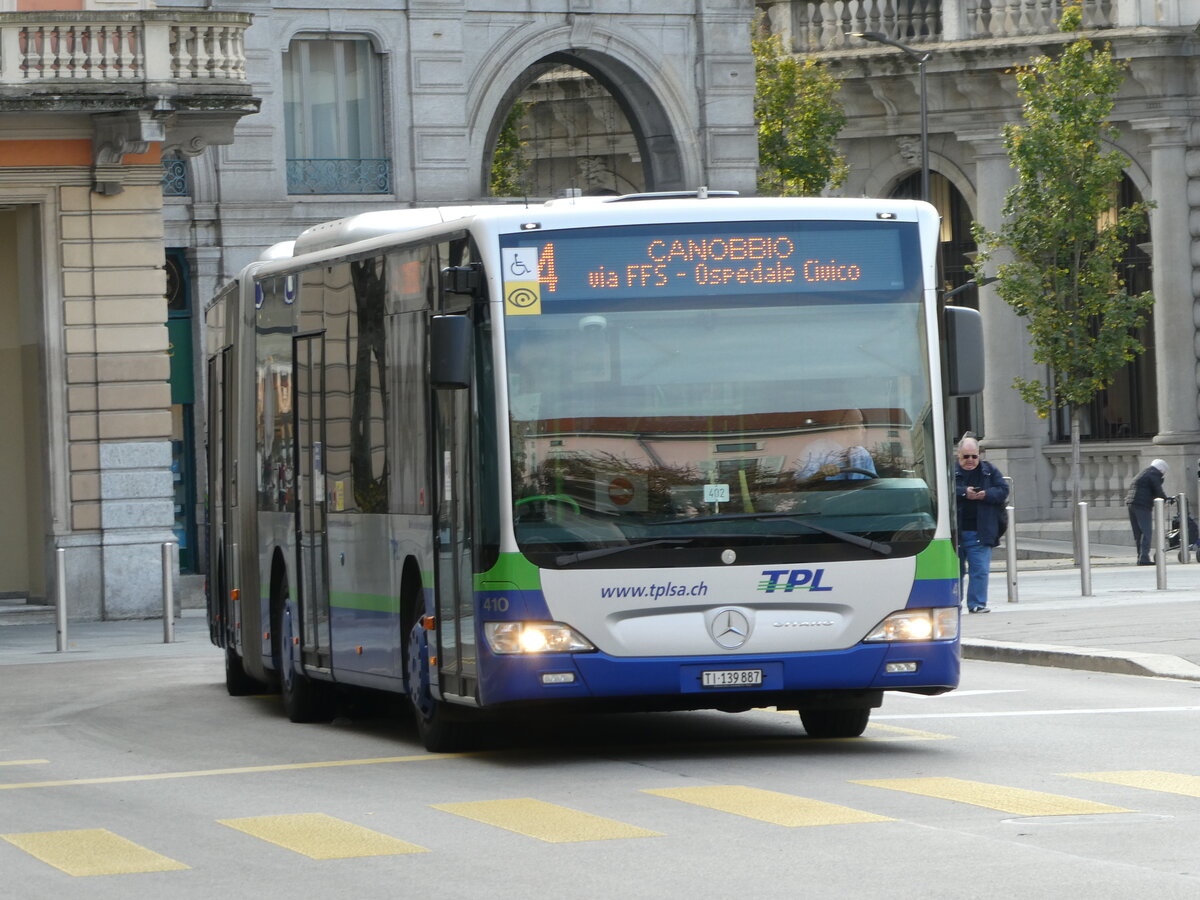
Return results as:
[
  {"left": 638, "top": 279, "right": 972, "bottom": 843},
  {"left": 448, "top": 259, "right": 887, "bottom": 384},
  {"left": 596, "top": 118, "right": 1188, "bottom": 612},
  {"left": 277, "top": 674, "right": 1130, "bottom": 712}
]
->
[
  {"left": 1126, "top": 459, "right": 1169, "bottom": 565},
  {"left": 955, "top": 438, "right": 1009, "bottom": 613}
]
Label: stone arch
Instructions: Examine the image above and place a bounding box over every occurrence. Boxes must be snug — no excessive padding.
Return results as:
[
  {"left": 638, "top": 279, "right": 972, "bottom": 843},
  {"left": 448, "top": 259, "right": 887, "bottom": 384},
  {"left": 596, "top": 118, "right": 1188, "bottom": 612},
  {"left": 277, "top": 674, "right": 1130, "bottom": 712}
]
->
[
  {"left": 859, "top": 142, "right": 974, "bottom": 210},
  {"left": 468, "top": 27, "right": 698, "bottom": 198}
]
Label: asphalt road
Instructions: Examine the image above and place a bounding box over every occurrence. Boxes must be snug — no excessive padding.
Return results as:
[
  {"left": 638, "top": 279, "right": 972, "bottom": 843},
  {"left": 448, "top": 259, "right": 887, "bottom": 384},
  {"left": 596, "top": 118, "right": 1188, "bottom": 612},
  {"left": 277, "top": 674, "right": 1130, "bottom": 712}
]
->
[{"left": 3, "top": 642, "right": 1200, "bottom": 899}]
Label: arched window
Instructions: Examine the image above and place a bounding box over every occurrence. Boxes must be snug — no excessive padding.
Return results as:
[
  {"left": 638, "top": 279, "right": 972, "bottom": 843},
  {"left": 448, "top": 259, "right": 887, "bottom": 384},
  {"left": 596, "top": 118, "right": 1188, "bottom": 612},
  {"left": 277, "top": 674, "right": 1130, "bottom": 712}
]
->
[
  {"left": 1051, "top": 175, "right": 1155, "bottom": 441},
  {"left": 489, "top": 64, "right": 646, "bottom": 199}
]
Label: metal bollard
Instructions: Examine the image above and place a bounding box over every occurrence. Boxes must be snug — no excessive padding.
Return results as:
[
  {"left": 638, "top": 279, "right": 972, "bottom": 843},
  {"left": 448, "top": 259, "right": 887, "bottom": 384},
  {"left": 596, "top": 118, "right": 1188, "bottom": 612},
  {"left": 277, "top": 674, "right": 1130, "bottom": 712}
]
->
[
  {"left": 1177, "top": 493, "right": 1191, "bottom": 565},
  {"left": 55, "top": 547, "right": 67, "bottom": 652},
  {"left": 162, "top": 542, "right": 175, "bottom": 644},
  {"left": 1078, "top": 502, "right": 1092, "bottom": 596},
  {"left": 1153, "top": 497, "right": 1167, "bottom": 589},
  {"left": 1003, "top": 477, "right": 1018, "bottom": 603}
]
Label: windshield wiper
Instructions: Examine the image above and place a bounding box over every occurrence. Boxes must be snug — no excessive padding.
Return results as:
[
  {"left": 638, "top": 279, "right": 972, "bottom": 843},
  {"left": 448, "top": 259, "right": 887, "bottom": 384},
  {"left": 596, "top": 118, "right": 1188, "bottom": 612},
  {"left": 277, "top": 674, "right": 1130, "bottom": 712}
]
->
[
  {"left": 647, "top": 510, "right": 893, "bottom": 556},
  {"left": 555, "top": 538, "right": 693, "bottom": 567}
]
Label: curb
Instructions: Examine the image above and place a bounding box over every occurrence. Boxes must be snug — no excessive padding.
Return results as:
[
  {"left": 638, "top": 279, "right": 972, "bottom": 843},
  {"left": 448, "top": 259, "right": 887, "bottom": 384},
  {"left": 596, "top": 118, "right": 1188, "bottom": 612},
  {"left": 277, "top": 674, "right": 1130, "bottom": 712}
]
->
[{"left": 962, "top": 638, "right": 1200, "bottom": 682}]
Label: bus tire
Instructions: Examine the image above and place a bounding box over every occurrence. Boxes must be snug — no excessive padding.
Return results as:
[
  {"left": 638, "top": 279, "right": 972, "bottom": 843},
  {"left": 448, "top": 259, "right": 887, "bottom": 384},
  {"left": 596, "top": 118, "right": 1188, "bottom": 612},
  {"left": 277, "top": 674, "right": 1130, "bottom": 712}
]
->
[
  {"left": 406, "top": 622, "right": 475, "bottom": 753},
  {"left": 224, "top": 645, "right": 261, "bottom": 697},
  {"left": 275, "top": 587, "right": 334, "bottom": 724},
  {"left": 799, "top": 707, "right": 870, "bottom": 739}
]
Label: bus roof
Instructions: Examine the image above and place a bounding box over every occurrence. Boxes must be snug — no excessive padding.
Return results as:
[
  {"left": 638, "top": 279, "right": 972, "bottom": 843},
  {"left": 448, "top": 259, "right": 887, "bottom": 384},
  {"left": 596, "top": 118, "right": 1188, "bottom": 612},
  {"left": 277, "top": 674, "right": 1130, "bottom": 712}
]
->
[
  {"left": 286, "top": 194, "right": 934, "bottom": 260},
  {"left": 292, "top": 206, "right": 489, "bottom": 256}
]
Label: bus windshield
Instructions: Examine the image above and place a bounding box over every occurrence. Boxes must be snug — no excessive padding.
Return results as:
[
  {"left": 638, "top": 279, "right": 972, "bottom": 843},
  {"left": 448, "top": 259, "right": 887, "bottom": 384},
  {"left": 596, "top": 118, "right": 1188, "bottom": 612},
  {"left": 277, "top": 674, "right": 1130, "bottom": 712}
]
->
[{"left": 500, "top": 219, "right": 936, "bottom": 567}]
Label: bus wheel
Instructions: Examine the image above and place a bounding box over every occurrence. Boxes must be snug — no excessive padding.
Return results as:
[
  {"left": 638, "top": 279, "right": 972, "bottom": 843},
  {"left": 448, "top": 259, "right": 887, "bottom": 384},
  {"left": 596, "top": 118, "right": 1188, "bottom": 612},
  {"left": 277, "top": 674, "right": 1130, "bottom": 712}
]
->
[
  {"left": 276, "top": 596, "right": 334, "bottom": 724},
  {"left": 406, "top": 622, "right": 474, "bottom": 753},
  {"left": 799, "top": 708, "right": 870, "bottom": 739},
  {"left": 224, "top": 646, "right": 261, "bottom": 697}
]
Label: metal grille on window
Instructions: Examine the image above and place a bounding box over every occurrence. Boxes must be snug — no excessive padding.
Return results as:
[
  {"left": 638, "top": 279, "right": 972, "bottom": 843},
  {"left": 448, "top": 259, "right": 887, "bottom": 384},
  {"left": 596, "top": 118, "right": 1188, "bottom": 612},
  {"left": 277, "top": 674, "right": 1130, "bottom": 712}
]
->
[{"left": 162, "top": 158, "right": 189, "bottom": 197}]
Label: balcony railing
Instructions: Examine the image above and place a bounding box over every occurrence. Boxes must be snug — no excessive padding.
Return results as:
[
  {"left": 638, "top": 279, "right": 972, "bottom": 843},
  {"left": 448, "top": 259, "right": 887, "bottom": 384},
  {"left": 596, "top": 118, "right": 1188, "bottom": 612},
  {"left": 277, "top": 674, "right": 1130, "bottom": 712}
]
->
[
  {"left": 0, "top": 11, "right": 250, "bottom": 85},
  {"left": 759, "top": 0, "right": 1130, "bottom": 53},
  {"left": 287, "top": 159, "right": 392, "bottom": 195}
]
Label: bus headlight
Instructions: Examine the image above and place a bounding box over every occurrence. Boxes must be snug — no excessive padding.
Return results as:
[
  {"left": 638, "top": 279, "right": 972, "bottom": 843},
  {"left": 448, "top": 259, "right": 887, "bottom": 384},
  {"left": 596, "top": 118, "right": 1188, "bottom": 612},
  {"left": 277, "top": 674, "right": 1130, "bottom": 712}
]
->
[
  {"left": 864, "top": 608, "right": 959, "bottom": 643},
  {"left": 484, "top": 621, "right": 596, "bottom": 655}
]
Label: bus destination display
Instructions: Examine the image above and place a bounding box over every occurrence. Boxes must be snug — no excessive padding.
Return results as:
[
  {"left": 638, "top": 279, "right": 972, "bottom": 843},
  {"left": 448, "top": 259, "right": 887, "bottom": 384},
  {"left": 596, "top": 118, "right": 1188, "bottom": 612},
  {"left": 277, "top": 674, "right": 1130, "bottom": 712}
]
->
[{"left": 499, "top": 220, "right": 913, "bottom": 315}]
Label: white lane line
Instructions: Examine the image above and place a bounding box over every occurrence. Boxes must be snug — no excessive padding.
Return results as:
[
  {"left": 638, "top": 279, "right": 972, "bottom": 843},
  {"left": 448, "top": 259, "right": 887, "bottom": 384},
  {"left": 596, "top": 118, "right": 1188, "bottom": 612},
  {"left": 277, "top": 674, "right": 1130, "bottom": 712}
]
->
[
  {"left": 876, "top": 705, "right": 1200, "bottom": 720},
  {"left": 897, "top": 689, "right": 1026, "bottom": 699}
]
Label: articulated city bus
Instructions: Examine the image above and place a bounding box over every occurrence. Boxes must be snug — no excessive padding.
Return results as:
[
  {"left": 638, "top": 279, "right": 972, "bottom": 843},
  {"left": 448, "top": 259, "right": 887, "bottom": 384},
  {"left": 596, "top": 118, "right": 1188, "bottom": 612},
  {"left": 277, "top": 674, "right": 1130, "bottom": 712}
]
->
[{"left": 205, "top": 193, "right": 984, "bottom": 751}]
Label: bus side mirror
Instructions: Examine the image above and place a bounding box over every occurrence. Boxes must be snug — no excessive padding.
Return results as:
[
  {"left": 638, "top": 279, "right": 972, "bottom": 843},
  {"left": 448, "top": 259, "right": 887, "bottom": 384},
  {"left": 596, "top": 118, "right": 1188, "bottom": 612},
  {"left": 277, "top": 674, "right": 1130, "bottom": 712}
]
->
[
  {"left": 944, "top": 305, "right": 984, "bottom": 397},
  {"left": 430, "top": 315, "right": 472, "bottom": 390}
]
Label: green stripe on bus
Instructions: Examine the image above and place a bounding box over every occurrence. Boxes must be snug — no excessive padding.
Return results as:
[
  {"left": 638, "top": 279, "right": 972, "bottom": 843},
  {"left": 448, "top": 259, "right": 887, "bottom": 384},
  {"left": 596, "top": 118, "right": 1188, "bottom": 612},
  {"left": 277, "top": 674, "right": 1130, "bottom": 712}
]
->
[
  {"left": 476, "top": 553, "right": 542, "bottom": 591},
  {"left": 329, "top": 592, "right": 399, "bottom": 614},
  {"left": 914, "top": 539, "right": 958, "bottom": 580}
]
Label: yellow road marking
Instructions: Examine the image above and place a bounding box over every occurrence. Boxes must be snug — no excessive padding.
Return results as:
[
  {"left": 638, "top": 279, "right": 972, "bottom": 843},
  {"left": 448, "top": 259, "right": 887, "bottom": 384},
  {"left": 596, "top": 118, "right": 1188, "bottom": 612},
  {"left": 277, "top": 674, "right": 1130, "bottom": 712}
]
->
[
  {"left": 218, "top": 814, "right": 426, "bottom": 859},
  {"left": 0, "top": 759, "right": 48, "bottom": 766},
  {"left": 861, "top": 723, "right": 954, "bottom": 741},
  {"left": 853, "top": 777, "right": 1132, "bottom": 816},
  {"left": 433, "top": 798, "right": 662, "bottom": 843},
  {"left": 1, "top": 829, "right": 188, "bottom": 876},
  {"left": 644, "top": 785, "right": 892, "bottom": 827},
  {"left": 1064, "top": 770, "right": 1200, "bottom": 798},
  {"left": 0, "top": 753, "right": 465, "bottom": 791}
]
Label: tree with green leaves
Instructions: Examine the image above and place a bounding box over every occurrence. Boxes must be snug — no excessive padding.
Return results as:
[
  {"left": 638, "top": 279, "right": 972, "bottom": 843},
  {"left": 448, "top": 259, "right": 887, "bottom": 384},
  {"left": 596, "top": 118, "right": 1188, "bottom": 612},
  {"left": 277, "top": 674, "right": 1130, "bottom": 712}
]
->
[
  {"left": 971, "top": 3, "right": 1153, "bottom": 547},
  {"left": 752, "top": 24, "right": 847, "bottom": 196},
  {"left": 489, "top": 100, "right": 531, "bottom": 197}
]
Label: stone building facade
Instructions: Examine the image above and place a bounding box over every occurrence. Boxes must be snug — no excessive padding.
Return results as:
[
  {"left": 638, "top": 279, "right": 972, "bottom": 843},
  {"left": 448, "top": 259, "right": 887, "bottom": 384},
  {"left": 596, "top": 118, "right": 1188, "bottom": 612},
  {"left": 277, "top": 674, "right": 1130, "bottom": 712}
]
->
[
  {"left": 0, "top": 0, "right": 256, "bottom": 618},
  {"left": 760, "top": 0, "right": 1200, "bottom": 523}
]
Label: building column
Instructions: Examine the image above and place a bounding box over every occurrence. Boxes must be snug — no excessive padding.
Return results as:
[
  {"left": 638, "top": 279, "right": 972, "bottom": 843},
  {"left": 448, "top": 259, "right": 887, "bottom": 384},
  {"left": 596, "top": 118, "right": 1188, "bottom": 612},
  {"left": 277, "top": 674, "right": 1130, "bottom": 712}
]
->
[
  {"left": 962, "top": 134, "right": 1032, "bottom": 448},
  {"left": 961, "top": 132, "right": 1047, "bottom": 514},
  {"left": 1136, "top": 121, "right": 1200, "bottom": 443},
  {"left": 61, "top": 182, "right": 177, "bottom": 619},
  {"left": 1137, "top": 119, "right": 1200, "bottom": 508}
]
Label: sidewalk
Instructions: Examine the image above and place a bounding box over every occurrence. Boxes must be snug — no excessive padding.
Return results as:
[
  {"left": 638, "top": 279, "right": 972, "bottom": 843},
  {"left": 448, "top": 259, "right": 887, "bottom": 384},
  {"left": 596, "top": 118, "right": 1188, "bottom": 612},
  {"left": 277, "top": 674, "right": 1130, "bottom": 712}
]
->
[
  {"left": 0, "top": 609, "right": 214, "bottom": 666},
  {"left": 1, "top": 563, "right": 1198, "bottom": 681},
  {"left": 962, "top": 556, "right": 1200, "bottom": 681}
]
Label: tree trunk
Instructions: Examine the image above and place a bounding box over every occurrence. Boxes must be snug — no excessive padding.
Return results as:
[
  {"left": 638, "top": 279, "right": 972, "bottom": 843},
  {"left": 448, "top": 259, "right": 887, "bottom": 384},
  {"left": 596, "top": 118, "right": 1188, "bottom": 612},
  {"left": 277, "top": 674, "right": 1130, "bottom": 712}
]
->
[{"left": 1070, "top": 407, "right": 1082, "bottom": 564}]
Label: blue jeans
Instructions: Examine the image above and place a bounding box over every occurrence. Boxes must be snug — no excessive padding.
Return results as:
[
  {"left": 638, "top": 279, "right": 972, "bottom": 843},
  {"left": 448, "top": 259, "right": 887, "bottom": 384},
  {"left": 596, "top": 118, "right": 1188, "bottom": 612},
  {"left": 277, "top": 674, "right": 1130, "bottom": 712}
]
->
[
  {"left": 958, "top": 530, "right": 992, "bottom": 611},
  {"left": 1128, "top": 504, "right": 1153, "bottom": 563}
]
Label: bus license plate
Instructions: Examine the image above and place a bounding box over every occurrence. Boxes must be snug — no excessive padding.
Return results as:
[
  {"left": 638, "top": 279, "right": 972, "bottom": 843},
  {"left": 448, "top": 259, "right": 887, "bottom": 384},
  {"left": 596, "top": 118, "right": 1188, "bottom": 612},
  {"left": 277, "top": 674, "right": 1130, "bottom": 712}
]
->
[{"left": 701, "top": 669, "right": 763, "bottom": 688}]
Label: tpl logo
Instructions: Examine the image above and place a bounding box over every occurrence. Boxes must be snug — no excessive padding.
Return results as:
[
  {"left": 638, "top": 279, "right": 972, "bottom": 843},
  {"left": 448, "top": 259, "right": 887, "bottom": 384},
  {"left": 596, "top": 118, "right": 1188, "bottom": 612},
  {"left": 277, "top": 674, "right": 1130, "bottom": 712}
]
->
[{"left": 757, "top": 569, "right": 832, "bottom": 593}]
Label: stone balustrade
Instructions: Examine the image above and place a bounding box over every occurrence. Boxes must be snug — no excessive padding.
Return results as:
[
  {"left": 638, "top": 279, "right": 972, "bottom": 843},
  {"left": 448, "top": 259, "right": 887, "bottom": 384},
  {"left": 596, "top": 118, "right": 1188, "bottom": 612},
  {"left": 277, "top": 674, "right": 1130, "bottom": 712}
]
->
[
  {"left": 0, "top": 12, "right": 250, "bottom": 85},
  {"left": 759, "top": 0, "right": 1139, "bottom": 53},
  {"left": 1044, "top": 443, "right": 1144, "bottom": 511}
]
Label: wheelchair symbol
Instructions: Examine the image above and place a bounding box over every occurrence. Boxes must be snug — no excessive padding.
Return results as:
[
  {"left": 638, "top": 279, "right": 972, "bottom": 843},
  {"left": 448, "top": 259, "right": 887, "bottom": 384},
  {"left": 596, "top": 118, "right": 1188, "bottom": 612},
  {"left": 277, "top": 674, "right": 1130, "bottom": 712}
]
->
[
  {"left": 509, "top": 257, "right": 532, "bottom": 277},
  {"left": 507, "top": 287, "right": 539, "bottom": 308}
]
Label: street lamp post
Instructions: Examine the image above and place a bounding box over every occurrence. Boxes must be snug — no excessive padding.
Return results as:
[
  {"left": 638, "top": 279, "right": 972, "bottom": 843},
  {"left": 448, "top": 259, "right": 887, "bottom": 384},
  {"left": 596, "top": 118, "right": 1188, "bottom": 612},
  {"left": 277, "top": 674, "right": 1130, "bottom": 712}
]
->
[
  {"left": 847, "top": 31, "right": 931, "bottom": 204},
  {"left": 944, "top": 276, "right": 998, "bottom": 302}
]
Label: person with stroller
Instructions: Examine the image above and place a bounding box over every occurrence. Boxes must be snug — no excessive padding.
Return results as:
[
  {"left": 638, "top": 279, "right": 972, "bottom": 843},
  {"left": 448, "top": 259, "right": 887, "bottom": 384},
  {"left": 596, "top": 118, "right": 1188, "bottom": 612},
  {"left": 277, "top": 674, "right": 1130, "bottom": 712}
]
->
[{"left": 1125, "top": 459, "right": 1169, "bottom": 565}]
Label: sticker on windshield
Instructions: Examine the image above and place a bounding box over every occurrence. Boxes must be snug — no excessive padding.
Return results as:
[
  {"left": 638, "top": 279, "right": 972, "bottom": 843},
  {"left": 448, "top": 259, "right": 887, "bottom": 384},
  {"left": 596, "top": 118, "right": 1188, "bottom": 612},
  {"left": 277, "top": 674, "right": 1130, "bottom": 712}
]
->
[
  {"left": 502, "top": 248, "right": 542, "bottom": 316},
  {"left": 596, "top": 472, "right": 648, "bottom": 512}
]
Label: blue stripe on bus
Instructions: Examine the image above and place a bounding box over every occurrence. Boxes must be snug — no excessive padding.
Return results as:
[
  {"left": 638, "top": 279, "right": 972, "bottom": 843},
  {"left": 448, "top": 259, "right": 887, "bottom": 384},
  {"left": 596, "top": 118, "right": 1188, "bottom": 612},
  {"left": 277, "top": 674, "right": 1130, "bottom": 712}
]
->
[
  {"left": 904, "top": 577, "right": 960, "bottom": 608},
  {"left": 476, "top": 588, "right": 552, "bottom": 620},
  {"left": 476, "top": 640, "right": 959, "bottom": 706}
]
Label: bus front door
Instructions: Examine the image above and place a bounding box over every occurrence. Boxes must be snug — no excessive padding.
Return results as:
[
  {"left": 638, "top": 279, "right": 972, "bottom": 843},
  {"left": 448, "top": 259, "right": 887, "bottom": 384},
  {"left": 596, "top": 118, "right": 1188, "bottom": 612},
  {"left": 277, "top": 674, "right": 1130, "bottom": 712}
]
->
[
  {"left": 433, "top": 380, "right": 477, "bottom": 700},
  {"left": 294, "top": 332, "right": 332, "bottom": 668}
]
